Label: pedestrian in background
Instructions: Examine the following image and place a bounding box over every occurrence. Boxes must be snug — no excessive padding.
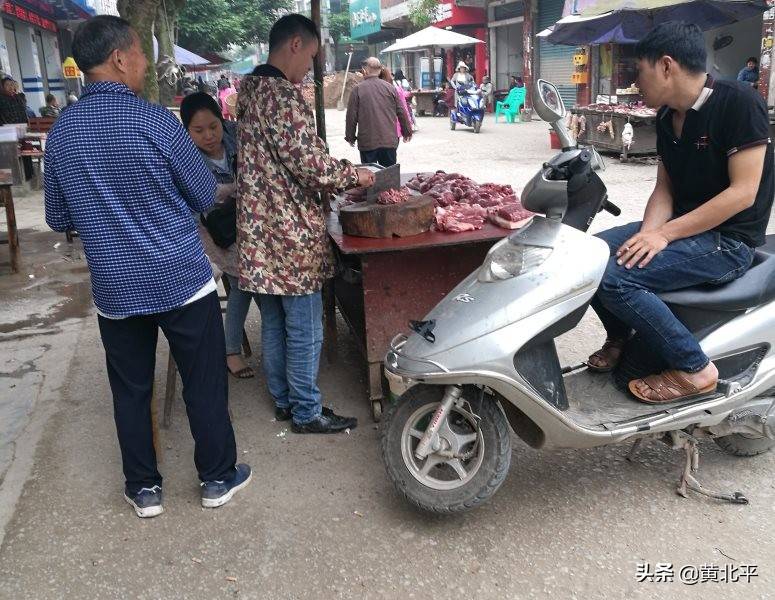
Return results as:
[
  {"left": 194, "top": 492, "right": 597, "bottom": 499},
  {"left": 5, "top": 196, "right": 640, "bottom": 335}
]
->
[
  {"left": 0, "top": 77, "right": 27, "bottom": 125},
  {"left": 480, "top": 75, "right": 494, "bottom": 109},
  {"left": 44, "top": 15, "right": 251, "bottom": 518},
  {"left": 181, "top": 92, "right": 257, "bottom": 380},
  {"left": 239, "top": 14, "right": 374, "bottom": 433},
  {"left": 379, "top": 67, "right": 413, "bottom": 142},
  {"left": 40, "top": 93, "right": 61, "bottom": 118},
  {"left": 346, "top": 56, "right": 412, "bottom": 167},
  {"left": 737, "top": 56, "right": 759, "bottom": 88}
]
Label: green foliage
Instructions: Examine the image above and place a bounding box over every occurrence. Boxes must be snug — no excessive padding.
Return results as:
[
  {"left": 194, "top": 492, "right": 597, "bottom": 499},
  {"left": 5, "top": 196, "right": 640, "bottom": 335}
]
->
[
  {"left": 328, "top": 1, "right": 350, "bottom": 46},
  {"left": 178, "top": 0, "right": 290, "bottom": 54},
  {"left": 408, "top": 0, "right": 437, "bottom": 28}
]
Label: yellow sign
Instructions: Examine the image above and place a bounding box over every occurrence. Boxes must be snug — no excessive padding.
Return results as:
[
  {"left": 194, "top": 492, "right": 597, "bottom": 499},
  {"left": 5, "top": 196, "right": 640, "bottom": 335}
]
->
[
  {"left": 62, "top": 57, "right": 81, "bottom": 79},
  {"left": 572, "top": 54, "right": 589, "bottom": 66},
  {"left": 571, "top": 72, "right": 590, "bottom": 85}
]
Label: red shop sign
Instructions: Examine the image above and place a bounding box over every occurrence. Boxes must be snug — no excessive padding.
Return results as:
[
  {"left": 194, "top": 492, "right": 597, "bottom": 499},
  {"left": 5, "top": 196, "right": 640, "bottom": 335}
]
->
[{"left": 3, "top": 2, "right": 58, "bottom": 32}]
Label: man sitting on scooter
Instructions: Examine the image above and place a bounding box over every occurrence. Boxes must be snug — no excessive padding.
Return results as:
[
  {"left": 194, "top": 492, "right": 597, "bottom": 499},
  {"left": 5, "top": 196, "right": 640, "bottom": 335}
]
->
[{"left": 587, "top": 22, "right": 773, "bottom": 404}]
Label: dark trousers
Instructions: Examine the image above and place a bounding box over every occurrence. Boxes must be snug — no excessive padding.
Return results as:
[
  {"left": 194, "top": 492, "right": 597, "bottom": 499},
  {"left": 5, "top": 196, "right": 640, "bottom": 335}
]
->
[
  {"left": 360, "top": 147, "right": 397, "bottom": 168},
  {"left": 591, "top": 222, "right": 754, "bottom": 373},
  {"left": 98, "top": 291, "right": 237, "bottom": 494}
]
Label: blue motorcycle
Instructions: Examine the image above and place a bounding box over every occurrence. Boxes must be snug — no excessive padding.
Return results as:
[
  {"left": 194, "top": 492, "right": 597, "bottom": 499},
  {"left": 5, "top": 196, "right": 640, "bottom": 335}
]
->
[{"left": 450, "top": 83, "right": 485, "bottom": 133}]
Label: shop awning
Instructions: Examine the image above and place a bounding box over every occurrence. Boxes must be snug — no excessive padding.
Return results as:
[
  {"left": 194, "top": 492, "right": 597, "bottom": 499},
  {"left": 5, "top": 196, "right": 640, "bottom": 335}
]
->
[
  {"left": 539, "top": 0, "right": 770, "bottom": 45},
  {"left": 380, "top": 26, "right": 484, "bottom": 53},
  {"left": 152, "top": 39, "right": 210, "bottom": 66}
]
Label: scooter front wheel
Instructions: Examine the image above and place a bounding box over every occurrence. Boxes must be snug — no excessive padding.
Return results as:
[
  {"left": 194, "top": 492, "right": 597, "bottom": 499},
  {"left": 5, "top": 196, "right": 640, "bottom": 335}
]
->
[
  {"left": 473, "top": 120, "right": 482, "bottom": 134},
  {"left": 450, "top": 120, "right": 456, "bottom": 130},
  {"left": 381, "top": 385, "right": 511, "bottom": 513}
]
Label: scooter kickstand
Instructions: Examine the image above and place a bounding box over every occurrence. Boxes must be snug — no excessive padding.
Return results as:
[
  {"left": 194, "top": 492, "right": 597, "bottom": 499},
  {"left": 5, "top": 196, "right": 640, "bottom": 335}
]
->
[
  {"left": 675, "top": 435, "right": 749, "bottom": 505},
  {"left": 626, "top": 439, "right": 643, "bottom": 462}
]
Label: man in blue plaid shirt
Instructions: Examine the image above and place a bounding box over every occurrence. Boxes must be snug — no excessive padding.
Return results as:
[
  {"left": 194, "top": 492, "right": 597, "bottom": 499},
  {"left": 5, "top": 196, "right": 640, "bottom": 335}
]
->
[{"left": 44, "top": 16, "right": 251, "bottom": 518}]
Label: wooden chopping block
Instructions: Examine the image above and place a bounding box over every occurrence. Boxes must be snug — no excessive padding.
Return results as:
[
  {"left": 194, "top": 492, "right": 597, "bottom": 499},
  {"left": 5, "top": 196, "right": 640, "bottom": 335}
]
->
[{"left": 339, "top": 195, "right": 435, "bottom": 238}]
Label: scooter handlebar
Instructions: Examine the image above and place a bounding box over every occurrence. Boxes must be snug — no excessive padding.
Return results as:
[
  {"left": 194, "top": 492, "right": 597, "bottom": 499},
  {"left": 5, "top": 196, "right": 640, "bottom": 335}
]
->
[{"left": 601, "top": 200, "right": 622, "bottom": 216}]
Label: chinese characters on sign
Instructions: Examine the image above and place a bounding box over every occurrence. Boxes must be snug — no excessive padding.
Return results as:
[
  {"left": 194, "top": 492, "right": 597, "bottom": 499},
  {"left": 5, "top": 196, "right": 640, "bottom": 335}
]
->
[
  {"left": 3, "top": 2, "right": 57, "bottom": 32},
  {"left": 62, "top": 57, "right": 81, "bottom": 79},
  {"left": 636, "top": 563, "right": 759, "bottom": 585},
  {"left": 349, "top": 0, "right": 381, "bottom": 40}
]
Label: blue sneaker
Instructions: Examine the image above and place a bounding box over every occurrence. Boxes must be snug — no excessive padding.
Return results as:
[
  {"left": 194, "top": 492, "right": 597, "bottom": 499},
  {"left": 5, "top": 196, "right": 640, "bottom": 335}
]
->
[
  {"left": 124, "top": 485, "right": 164, "bottom": 518},
  {"left": 200, "top": 463, "right": 252, "bottom": 508}
]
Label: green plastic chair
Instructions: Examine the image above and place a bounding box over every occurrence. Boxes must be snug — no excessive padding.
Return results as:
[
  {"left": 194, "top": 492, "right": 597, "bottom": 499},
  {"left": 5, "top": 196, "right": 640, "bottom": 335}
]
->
[{"left": 495, "top": 87, "right": 526, "bottom": 123}]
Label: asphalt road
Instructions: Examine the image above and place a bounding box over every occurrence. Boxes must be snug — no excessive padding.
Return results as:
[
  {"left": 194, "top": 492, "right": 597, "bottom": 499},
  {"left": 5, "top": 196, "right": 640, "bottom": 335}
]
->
[{"left": 0, "top": 111, "right": 772, "bottom": 599}]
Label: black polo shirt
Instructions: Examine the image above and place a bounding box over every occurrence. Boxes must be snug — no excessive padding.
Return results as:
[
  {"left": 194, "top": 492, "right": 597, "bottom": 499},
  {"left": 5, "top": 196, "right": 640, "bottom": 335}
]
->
[
  {"left": 251, "top": 64, "right": 287, "bottom": 79},
  {"left": 656, "top": 76, "right": 774, "bottom": 247}
]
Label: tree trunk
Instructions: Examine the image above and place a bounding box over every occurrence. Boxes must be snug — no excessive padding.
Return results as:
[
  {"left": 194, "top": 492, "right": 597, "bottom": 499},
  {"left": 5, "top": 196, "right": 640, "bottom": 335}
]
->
[
  {"left": 155, "top": 1, "right": 179, "bottom": 106},
  {"left": 118, "top": 0, "right": 161, "bottom": 102}
]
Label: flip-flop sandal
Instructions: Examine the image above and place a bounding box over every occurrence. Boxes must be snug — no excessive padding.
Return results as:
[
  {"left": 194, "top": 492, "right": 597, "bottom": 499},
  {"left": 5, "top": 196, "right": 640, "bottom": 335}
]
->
[
  {"left": 586, "top": 339, "right": 626, "bottom": 373},
  {"left": 628, "top": 369, "right": 717, "bottom": 405},
  {"left": 228, "top": 366, "right": 255, "bottom": 379}
]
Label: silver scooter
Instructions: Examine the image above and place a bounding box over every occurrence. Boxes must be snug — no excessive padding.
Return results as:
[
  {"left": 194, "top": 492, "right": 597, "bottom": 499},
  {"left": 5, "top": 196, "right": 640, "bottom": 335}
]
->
[{"left": 380, "top": 80, "right": 775, "bottom": 513}]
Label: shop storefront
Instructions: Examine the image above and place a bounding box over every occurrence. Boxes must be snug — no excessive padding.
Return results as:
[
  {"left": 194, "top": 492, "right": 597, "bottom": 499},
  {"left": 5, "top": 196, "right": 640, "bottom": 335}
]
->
[
  {"left": 488, "top": 0, "right": 524, "bottom": 90},
  {"left": 0, "top": 1, "right": 93, "bottom": 114},
  {"left": 434, "top": 3, "right": 487, "bottom": 84},
  {"left": 537, "top": 0, "right": 576, "bottom": 107}
]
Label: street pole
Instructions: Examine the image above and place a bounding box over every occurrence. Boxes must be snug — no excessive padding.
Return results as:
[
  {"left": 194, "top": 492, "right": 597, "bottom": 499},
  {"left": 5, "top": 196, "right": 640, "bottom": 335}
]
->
[
  {"left": 312, "top": 0, "right": 327, "bottom": 141},
  {"left": 337, "top": 51, "right": 353, "bottom": 111},
  {"left": 522, "top": 0, "right": 534, "bottom": 111}
]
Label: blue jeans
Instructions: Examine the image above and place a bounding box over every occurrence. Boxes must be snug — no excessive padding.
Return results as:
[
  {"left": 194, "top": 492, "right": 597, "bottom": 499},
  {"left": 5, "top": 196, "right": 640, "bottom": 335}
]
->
[
  {"left": 257, "top": 292, "right": 323, "bottom": 424},
  {"left": 591, "top": 222, "right": 755, "bottom": 373},
  {"left": 224, "top": 274, "right": 259, "bottom": 355}
]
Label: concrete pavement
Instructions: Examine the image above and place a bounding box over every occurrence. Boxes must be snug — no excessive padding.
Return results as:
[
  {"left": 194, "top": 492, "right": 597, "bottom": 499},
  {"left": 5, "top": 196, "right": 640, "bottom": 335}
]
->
[{"left": 0, "top": 111, "right": 773, "bottom": 599}]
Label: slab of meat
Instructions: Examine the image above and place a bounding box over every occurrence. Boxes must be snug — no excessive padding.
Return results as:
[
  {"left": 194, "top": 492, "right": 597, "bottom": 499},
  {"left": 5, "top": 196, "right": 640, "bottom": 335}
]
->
[
  {"left": 407, "top": 171, "right": 529, "bottom": 232},
  {"left": 435, "top": 204, "right": 488, "bottom": 233},
  {"left": 377, "top": 187, "right": 412, "bottom": 205},
  {"left": 497, "top": 202, "right": 533, "bottom": 222}
]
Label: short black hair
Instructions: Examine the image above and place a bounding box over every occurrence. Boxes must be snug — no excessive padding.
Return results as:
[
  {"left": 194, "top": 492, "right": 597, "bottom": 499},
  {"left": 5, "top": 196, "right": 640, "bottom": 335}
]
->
[
  {"left": 634, "top": 22, "right": 706, "bottom": 74},
  {"left": 268, "top": 14, "right": 320, "bottom": 53},
  {"left": 45, "top": 93, "right": 56, "bottom": 103},
  {"left": 747, "top": 56, "right": 759, "bottom": 65},
  {"left": 73, "top": 15, "right": 134, "bottom": 74},
  {"left": 180, "top": 92, "right": 223, "bottom": 130}
]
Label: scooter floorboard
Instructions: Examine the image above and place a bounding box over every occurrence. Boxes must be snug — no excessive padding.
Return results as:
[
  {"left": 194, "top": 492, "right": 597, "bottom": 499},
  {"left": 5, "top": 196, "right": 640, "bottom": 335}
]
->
[{"left": 562, "top": 370, "right": 724, "bottom": 429}]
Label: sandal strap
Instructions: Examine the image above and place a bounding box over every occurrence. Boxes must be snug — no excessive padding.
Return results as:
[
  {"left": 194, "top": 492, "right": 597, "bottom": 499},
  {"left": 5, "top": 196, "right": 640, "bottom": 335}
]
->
[{"left": 638, "top": 370, "right": 700, "bottom": 402}]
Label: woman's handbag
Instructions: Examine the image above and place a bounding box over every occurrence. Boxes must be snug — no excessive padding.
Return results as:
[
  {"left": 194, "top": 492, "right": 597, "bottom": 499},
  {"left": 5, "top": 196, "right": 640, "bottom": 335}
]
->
[{"left": 201, "top": 196, "right": 237, "bottom": 248}]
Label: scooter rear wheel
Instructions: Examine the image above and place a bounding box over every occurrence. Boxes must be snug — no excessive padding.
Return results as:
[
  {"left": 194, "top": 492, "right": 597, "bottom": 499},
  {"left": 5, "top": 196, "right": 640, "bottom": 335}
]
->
[
  {"left": 714, "top": 433, "right": 775, "bottom": 457},
  {"left": 450, "top": 120, "right": 456, "bottom": 130},
  {"left": 381, "top": 385, "right": 511, "bottom": 513}
]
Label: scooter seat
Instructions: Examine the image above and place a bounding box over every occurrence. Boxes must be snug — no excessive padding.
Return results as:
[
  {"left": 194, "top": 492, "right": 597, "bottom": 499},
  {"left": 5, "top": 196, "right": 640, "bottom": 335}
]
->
[{"left": 659, "top": 235, "right": 775, "bottom": 311}]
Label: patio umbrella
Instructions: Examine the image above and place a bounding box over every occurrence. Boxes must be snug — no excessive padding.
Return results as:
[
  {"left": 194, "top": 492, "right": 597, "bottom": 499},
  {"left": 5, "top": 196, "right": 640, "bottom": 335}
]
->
[
  {"left": 380, "top": 26, "right": 484, "bottom": 53},
  {"left": 538, "top": 0, "right": 770, "bottom": 45}
]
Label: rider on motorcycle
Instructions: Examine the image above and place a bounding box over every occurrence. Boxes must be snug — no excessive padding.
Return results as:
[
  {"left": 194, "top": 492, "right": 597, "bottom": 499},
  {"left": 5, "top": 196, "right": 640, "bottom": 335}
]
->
[{"left": 587, "top": 23, "right": 774, "bottom": 404}]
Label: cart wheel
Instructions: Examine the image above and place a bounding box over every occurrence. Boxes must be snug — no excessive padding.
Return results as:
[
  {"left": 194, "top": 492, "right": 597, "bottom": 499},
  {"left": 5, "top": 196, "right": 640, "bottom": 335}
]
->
[{"left": 372, "top": 400, "right": 383, "bottom": 422}]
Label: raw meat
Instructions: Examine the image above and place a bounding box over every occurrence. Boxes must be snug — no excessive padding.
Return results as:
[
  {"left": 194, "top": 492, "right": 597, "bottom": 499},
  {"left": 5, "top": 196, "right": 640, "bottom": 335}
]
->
[
  {"left": 497, "top": 202, "right": 533, "bottom": 222},
  {"left": 377, "top": 187, "right": 412, "bottom": 205},
  {"left": 435, "top": 204, "right": 488, "bottom": 233},
  {"left": 406, "top": 171, "right": 530, "bottom": 233}
]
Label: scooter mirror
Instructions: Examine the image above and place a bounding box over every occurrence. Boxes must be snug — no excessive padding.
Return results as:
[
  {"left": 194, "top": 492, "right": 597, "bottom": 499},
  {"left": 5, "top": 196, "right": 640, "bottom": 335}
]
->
[
  {"left": 533, "top": 79, "right": 575, "bottom": 150},
  {"left": 534, "top": 79, "right": 566, "bottom": 122}
]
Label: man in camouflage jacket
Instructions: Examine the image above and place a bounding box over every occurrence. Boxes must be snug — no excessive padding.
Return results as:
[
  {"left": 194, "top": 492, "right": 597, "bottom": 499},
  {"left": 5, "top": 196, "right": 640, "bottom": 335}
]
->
[{"left": 237, "top": 14, "right": 374, "bottom": 434}]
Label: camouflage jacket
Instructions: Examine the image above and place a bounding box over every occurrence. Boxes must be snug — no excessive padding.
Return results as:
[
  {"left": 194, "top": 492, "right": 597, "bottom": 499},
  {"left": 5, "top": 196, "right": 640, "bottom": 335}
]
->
[{"left": 236, "top": 74, "right": 359, "bottom": 295}]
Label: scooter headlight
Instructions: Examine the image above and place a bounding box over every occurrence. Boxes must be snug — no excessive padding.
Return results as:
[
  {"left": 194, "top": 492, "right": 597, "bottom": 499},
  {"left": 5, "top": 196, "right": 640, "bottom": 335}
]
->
[{"left": 478, "top": 238, "right": 553, "bottom": 282}]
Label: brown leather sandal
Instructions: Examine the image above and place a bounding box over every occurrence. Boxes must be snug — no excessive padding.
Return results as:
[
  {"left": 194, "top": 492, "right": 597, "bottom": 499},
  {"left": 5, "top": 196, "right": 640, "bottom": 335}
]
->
[
  {"left": 628, "top": 369, "right": 717, "bottom": 405},
  {"left": 587, "top": 338, "right": 626, "bottom": 373}
]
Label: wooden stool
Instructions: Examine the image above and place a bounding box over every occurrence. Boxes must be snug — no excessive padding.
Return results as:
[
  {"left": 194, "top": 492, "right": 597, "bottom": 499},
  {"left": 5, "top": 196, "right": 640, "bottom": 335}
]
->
[
  {"left": 162, "top": 276, "right": 252, "bottom": 428},
  {"left": 0, "top": 184, "right": 20, "bottom": 273}
]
